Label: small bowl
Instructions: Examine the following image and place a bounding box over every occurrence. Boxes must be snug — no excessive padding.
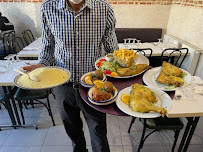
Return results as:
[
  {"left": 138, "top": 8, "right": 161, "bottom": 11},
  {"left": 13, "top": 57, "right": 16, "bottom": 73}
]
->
[
  {"left": 80, "top": 71, "right": 107, "bottom": 88},
  {"left": 105, "top": 53, "right": 114, "bottom": 62},
  {"left": 87, "top": 85, "right": 119, "bottom": 105}
]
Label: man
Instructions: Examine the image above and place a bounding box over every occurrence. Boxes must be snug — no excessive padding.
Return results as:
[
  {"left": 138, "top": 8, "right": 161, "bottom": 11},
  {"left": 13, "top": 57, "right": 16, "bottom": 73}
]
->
[
  {"left": 0, "top": 12, "right": 14, "bottom": 32},
  {"left": 24, "top": 0, "right": 118, "bottom": 151}
]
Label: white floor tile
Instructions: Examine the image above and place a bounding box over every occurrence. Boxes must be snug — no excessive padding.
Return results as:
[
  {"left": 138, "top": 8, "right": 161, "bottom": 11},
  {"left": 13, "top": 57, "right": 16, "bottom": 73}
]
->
[
  {"left": 41, "top": 146, "right": 72, "bottom": 152},
  {"left": 43, "top": 118, "right": 72, "bottom": 146},
  {"left": 0, "top": 146, "right": 41, "bottom": 152},
  {"left": 0, "top": 131, "right": 11, "bottom": 146},
  {"left": 3, "top": 128, "right": 48, "bottom": 146},
  {"left": 123, "top": 145, "right": 164, "bottom": 152},
  {"left": 0, "top": 109, "right": 10, "bottom": 118},
  {"left": 110, "top": 145, "right": 124, "bottom": 152},
  {"left": 158, "top": 129, "right": 200, "bottom": 145},
  {"left": 107, "top": 115, "right": 122, "bottom": 145},
  {"left": 162, "top": 144, "right": 203, "bottom": 152},
  {"left": 23, "top": 117, "right": 52, "bottom": 129},
  {"left": 22, "top": 106, "right": 57, "bottom": 118}
]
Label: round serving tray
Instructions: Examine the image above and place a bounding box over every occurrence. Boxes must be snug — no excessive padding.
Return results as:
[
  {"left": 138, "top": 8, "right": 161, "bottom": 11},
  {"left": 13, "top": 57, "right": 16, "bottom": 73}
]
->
[{"left": 14, "top": 66, "right": 71, "bottom": 90}]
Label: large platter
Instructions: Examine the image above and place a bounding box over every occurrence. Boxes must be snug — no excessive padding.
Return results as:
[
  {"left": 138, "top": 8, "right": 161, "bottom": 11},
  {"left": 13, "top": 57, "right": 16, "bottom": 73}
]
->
[
  {"left": 143, "top": 67, "right": 192, "bottom": 91},
  {"left": 95, "top": 54, "right": 149, "bottom": 78},
  {"left": 14, "top": 66, "right": 71, "bottom": 90},
  {"left": 116, "top": 86, "right": 172, "bottom": 118}
]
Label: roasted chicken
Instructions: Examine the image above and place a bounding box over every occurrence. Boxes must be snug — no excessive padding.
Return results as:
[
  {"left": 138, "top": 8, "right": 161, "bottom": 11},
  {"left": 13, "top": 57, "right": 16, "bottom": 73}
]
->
[
  {"left": 157, "top": 61, "right": 184, "bottom": 87},
  {"left": 129, "top": 84, "right": 167, "bottom": 117}
]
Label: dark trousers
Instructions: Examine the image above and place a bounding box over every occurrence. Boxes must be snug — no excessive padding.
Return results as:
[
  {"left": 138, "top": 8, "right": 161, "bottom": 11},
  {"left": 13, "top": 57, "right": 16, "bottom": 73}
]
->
[{"left": 53, "top": 83, "right": 110, "bottom": 152}]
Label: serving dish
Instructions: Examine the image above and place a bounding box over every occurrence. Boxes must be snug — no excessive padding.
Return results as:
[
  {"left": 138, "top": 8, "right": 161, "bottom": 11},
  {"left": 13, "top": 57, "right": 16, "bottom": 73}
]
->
[
  {"left": 143, "top": 67, "right": 192, "bottom": 91},
  {"left": 14, "top": 66, "right": 71, "bottom": 90},
  {"left": 116, "top": 86, "right": 172, "bottom": 118},
  {"left": 80, "top": 71, "right": 107, "bottom": 88},
  {"left": 87, "top": 85, "right": 119, "bottom": 106}
]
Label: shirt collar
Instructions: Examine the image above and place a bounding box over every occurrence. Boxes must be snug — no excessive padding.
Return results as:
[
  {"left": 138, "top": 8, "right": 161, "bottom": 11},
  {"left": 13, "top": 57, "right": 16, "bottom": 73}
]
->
[{"left": 57, "top": 0, "right": 94, "bottom": 10}]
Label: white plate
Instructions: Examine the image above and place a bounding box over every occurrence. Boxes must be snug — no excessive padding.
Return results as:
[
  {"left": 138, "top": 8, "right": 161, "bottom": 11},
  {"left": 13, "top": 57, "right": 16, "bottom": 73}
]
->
[
  {"left": 143, "top": 67, "right": 192, "bottom": 91},
  {"left": 116, "top": 86, "right": 171, "bottom": 118},
  {"left": 87, "top": 86, "right": 119, "bottom": 106},
  {"left": 95, "top": 54, "right": 149, "bottom": 78}
]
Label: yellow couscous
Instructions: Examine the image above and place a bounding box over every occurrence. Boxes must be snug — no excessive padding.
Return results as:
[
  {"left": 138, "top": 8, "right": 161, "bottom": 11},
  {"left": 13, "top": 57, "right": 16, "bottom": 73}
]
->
[{"left": 16, "top": 67, "right": 69, "bottom": 88}]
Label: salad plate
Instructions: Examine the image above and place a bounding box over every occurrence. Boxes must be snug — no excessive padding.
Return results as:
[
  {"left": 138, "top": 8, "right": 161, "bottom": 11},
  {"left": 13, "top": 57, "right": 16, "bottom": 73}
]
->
[{"left": 95, "top": 54, "right": 149, "bottom": 78}]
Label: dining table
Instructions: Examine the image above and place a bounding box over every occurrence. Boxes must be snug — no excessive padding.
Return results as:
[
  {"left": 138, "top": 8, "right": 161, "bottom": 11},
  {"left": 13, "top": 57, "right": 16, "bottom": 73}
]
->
[
  {"left": 79, "top": 70, "right": 202, "bottom": 152},
  {"left": 17, "top": 38, "right": 190, "bottom": 58},
  {"left": 18, "top": 37, "right": 42, "bottom": 58},
  {"left": 0, "top": 60, "right": 38, "bottom": 129}
]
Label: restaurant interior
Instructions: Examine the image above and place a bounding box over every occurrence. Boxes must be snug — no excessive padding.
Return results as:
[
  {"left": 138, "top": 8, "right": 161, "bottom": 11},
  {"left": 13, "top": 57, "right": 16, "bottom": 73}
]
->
[{"left": 0, "top": 0, "right": 203, "bottom": 152}]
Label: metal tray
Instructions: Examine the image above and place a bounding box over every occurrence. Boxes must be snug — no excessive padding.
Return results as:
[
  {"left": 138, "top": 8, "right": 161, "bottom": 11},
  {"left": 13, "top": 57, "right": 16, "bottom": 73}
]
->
[{"left": 14, "top": 66, "right": 71, "bottom": 90}]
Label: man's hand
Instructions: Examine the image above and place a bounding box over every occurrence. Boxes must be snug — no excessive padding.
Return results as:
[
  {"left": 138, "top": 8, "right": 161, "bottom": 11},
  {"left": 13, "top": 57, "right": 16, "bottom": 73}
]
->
[{"left": 23, "top": 64, "right": 45, "bottom": 71}]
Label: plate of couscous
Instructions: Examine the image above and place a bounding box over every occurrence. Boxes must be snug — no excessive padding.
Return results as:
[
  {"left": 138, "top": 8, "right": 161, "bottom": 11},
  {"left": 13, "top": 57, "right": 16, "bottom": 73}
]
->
[{"left": 14, "top": 66, "right": 71, "bottom": 90}]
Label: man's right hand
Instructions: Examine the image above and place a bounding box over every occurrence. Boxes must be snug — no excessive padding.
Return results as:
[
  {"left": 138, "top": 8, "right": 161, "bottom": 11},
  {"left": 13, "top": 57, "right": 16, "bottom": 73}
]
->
[{"left": 23, "top": 64, "right": 45, "bottom": 71}]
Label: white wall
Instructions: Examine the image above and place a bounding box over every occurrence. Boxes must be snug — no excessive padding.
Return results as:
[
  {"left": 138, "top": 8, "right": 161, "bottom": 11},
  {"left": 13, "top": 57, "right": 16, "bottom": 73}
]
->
[
  {"left": 167, "top": 5, "right": 203, "bottom": 50},
  {"left": 0, "top": 3, "right": 171, "bottom": 37},
  {"left": 0, "top": 3, "right": 41, "bottom": 38}
]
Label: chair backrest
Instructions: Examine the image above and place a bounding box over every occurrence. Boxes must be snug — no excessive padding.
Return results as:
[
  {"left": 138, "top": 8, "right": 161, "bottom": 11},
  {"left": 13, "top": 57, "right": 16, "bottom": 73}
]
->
[
  {"left": 129, "top": 48, "right": 153, "bottom": 58},
  {"left": 2, "top": 30, "right": 15, "bottom": 55},
  {"left": 160, "top": 48, "right": 189, "bottom": 67},
  {"left": 22, "top": 30, "right": 35, "bottom": 45},
  {"left": 7, "top": 37, "right": 25, "bottom": 54}
]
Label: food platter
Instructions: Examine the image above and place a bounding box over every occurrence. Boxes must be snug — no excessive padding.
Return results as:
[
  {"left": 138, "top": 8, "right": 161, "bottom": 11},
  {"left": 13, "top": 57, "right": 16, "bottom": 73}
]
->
[
  {"left": 95, "top": 54, "right": 149, "bottom": 78},
  {"left": 142, "top": 67, "right": 192, "bottom": 91},
  {"left": 116, "top": 86, "right": 172, "bottom": 118},
  {"left": 87, "top": 86, "right": 119, "bottom": 105},
  {"left": 14, "top": 66, "right": 71, "bottom": 90}
]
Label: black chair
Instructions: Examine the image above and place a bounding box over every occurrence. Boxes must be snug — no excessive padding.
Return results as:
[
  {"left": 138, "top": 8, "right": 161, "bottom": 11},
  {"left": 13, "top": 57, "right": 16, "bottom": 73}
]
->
[
  {"left": 14, "top": 89, "right": 55, "bottom": 126},
  {"left": 160, "top": 48, "right": 189, "bottom": 67},
  {"left": 22, "top": 30, "right": 35, "bottom": 45},
  {"left": 128, "top": 48, "right": 189, "bottom": 152},
  {"left": 0, "top": 30, "right": 15, "bottom": 58},
  {"left": 7, "top": 37, "right": 25, "bottom": 54},
  {"left": 0, "top": 94, "right": 7, "bottom": 110}
]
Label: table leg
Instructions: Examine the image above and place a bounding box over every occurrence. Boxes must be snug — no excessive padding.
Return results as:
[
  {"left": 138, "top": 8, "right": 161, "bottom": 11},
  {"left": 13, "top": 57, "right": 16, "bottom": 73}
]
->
[
  {"left": 7, "top": 86, "right": 21, "bottom": 125},
  {"left": 178, "top": 117, "right": 200, "bottom": 152},
  {"left": 2, "top": 86, "right": 17, "bottom": 125}
]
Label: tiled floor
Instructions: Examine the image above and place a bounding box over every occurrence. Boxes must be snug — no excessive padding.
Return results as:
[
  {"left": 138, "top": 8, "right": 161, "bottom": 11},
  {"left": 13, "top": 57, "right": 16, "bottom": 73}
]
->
[{"left": 0, "top": 93, "right": 203, "bottom": 152}]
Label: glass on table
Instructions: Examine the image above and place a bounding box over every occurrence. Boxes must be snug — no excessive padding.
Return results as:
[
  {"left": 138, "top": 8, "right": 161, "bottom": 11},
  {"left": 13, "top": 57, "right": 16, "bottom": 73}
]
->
[{"left": 136, "top": 40, "right": 141, "bottom": 47}]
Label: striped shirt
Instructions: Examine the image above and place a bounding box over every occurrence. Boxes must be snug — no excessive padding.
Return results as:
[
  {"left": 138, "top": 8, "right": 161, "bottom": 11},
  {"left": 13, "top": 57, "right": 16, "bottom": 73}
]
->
[{"left": 39, "top": 0, "right": 118, "bottom": 82}]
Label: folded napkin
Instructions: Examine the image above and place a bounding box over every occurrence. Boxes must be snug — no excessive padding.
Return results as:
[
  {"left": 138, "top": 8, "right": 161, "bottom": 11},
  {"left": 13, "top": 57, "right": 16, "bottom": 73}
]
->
[{"left": 168, "top": 76, "right": 203, "bottom": 117}]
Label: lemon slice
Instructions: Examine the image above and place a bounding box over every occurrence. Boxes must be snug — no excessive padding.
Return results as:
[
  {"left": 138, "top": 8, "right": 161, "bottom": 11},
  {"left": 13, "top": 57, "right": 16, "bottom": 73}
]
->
[
  {"left": 121, "top": 94, "right": 130, "bottom": 105},
  {"left": 93, "top": 80, "right": 104, "bottom": 88},
  {"left": 85, "top": 76, "right": 93, "bottom": 85}
]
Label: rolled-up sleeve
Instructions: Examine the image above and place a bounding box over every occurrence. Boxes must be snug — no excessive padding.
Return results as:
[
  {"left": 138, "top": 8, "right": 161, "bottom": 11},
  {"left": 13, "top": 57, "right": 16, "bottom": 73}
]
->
[
  {"left": 102, "top": 5, "right": 119, "bottom": 53},
  {"left": 39, "top": 6, "right": 55, "bottom": 66}
]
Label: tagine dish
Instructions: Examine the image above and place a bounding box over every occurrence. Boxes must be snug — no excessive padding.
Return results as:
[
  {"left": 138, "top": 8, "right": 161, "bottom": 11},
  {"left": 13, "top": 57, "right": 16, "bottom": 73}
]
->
[
  {"left": 95, "top": 48, "right": 149, "bottom": 78},
  {"left": 116, "top": 83, "right": 171, "bottom": 118},
  {"left": 87, "top": 81, "right": 119, "bottom": 105}
]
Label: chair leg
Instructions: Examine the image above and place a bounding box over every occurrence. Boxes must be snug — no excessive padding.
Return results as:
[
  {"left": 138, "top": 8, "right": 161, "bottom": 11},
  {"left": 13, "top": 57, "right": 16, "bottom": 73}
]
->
[
  {"left": 46, "top": 96, "right": 55, "bottom": 126},
  {"left": 23, "top": 101, "right": 28, "bottom": 109},
  {"left": 172, "top": 130, "right": 180, "bottom": 152},
  {"left": 30, "top": 100, "right": 34, "bottom": 108},
  {"left": 138, "top": 119, "right": 147, "bottom": 152},
  {"left": 18, "top": 100, "right": 25, "bottom": 125},
  {"left": 128, "top": 117, "right": 136, "bottom": 133}
]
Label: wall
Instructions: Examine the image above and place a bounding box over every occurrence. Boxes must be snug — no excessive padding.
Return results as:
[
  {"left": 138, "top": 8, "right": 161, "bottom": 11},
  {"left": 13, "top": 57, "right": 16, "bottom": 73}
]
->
[
  {"left": 0, "top": 0, "right": 172, "bottom": 37},
  {"left": 167, "top": 4, "right": 203, "bottom": 50}
]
